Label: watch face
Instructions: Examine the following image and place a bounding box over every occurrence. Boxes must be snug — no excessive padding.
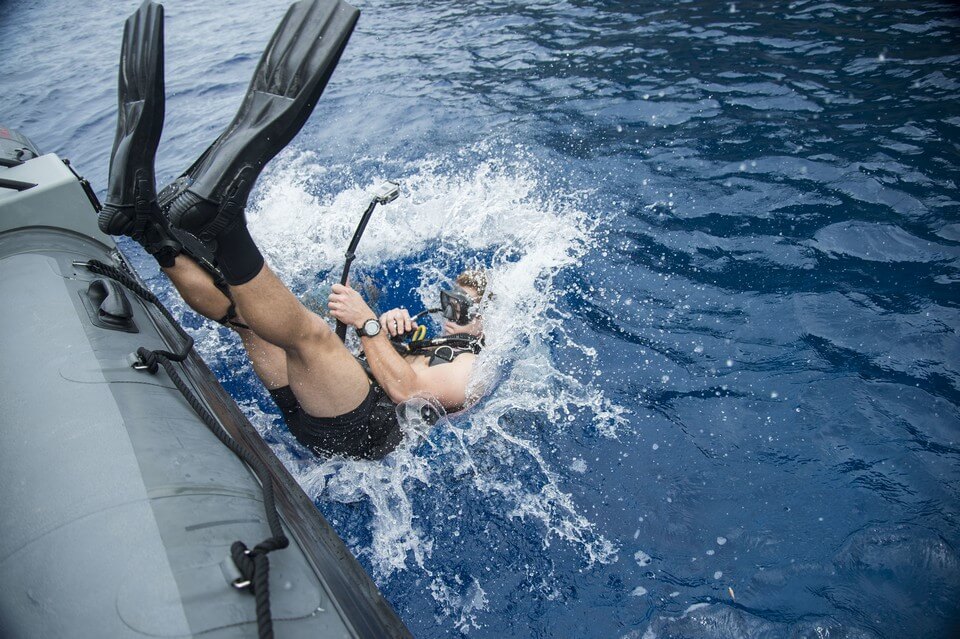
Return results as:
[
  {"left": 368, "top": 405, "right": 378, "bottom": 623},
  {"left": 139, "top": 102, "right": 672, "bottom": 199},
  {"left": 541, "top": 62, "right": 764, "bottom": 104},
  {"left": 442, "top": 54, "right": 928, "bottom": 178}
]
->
[{"left": 363, "top": 318, "right": 381, "bottom": 337}]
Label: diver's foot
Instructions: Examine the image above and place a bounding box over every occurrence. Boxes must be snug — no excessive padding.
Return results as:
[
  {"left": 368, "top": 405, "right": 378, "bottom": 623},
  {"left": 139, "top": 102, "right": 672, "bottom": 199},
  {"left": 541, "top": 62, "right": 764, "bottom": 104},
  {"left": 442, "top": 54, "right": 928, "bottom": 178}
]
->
[
  {"left": 98, "top": 203, "right": 137, "bottom": 237},
  {"left": 99, "top": 201, "right": 182, "bottom": 268},
  {"left": 101, "top": 174, "right": 183, "bottom": 268},
  {"left": 139, "top": 217, "right": 183, "bottom": 268},
  {"left": 99, "top": 170, "right": 161, "bottom": 239},
  {"left": 162, "top": 185, "right": 216, "bottom": 235},
  {"left": 103, "top": 1, "right": 165, "bottom": 237},
  {"left": 160, "top": 0, "right": 359, "bottom": 245},
  {"left": 162, "top": 169, "right": 252, "bottom": 246},
  {"left": 161, "top": 174, "right": 262, "bottom": 284}
]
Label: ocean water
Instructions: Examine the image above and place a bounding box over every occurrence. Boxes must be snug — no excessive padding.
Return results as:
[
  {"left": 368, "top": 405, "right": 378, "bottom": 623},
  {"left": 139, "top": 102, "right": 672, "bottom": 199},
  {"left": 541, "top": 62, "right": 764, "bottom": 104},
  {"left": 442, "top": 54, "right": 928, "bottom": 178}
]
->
[{"left": 2, "top": 1, "right": 959, "bottom": 637}]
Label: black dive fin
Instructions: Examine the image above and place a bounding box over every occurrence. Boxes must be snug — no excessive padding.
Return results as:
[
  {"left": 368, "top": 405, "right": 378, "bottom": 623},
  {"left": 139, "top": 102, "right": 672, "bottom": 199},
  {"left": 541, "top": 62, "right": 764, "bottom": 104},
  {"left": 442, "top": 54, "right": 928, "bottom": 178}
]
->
[
  {"left": 99, "top": 0, "right": 165, "bottom": 238},
  {"left": 160, "top": 0, "right": 360, "bottom": 243}
]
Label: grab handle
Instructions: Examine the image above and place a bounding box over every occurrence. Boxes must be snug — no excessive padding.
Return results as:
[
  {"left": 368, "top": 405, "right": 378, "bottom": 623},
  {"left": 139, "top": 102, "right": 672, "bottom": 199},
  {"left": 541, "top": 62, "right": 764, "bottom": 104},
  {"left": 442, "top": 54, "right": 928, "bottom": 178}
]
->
[{"left": 87, "top": 279, "right": 134, "bottom": 328}]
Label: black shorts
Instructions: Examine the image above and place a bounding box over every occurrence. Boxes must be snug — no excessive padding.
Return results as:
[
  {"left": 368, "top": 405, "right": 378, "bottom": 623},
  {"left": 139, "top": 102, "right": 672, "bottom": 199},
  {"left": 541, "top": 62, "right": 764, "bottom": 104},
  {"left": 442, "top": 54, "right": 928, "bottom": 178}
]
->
[{"left": 269, "top": 383, "right": 402, "bottom": 460}]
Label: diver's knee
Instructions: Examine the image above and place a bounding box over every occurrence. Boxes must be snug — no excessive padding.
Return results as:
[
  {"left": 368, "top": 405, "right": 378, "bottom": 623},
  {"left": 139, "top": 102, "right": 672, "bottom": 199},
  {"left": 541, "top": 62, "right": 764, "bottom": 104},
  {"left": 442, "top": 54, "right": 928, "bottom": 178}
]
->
[{"left": 295, "top": 312, "right": 340, "bottom": 352}]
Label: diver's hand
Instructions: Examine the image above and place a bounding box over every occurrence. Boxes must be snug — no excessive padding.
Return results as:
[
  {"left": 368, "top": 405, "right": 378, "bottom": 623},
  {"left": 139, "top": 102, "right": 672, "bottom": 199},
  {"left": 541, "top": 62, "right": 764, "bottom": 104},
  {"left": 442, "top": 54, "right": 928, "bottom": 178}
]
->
[
  {"left": 380, "top": 308, "right": 417, "bottom": 338},
  {"left": 442, "top": 320, "right": 461, "bottom": 335},
  {"left": 328, "top": 284, "right": 375, "bottom": 329}
]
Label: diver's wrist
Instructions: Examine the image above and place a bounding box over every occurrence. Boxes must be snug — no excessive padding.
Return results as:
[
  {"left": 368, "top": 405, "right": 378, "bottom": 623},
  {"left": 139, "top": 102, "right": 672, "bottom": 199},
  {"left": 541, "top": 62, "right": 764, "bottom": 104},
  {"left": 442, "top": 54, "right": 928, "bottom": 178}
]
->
[{"left": 357, "top": 317, "right": 381, "bottom": 338}]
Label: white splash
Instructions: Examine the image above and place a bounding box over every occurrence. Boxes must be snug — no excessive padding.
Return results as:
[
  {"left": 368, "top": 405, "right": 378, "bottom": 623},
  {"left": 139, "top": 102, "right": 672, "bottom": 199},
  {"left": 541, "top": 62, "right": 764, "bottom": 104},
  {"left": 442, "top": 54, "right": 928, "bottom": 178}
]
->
[
  {"left": 635, "top": 549, "right": 653, "bottom": 567},
  {"left": 429, "top": 575, "right": 489, "bottom": 633},
  {"left": 187, "top": 146, "right": 626, "bottom": 623}
]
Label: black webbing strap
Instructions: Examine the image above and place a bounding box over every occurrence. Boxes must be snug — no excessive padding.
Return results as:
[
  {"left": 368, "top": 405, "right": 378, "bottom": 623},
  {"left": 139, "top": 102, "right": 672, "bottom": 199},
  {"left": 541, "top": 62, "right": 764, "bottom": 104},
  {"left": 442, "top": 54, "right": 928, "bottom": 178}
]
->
[{"left": 218, "top": 302, "right": 251, "bottom": 331}]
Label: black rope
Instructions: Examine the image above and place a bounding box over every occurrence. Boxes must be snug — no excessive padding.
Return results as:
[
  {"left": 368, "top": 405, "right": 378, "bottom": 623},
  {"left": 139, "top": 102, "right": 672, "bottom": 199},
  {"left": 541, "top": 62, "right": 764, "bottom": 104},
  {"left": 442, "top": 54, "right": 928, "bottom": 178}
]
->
[{"left": 82, "top": 259, "right": 288, "bottom": 639}]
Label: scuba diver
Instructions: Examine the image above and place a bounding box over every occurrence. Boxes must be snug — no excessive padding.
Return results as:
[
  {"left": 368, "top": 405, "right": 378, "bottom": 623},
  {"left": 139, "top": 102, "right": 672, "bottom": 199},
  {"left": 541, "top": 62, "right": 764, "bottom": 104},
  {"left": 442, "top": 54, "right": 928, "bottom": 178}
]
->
[{"left": 98, "top": 0, "right": 486, "bottom": 459}]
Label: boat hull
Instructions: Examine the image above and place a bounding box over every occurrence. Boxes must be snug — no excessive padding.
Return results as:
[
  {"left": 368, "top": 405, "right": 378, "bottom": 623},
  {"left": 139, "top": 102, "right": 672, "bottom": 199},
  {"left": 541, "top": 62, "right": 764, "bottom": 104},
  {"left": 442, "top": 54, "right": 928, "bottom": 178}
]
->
[{"left": 0, "top": 149, "right": 409, "bottom": 637}]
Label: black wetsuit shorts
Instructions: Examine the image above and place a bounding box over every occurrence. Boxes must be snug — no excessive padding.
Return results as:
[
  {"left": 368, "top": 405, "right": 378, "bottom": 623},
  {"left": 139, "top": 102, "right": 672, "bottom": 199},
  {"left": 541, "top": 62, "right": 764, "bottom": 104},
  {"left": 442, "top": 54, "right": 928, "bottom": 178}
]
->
[{"left": 269, "top": 383, "right": 402, "bottom": 460}]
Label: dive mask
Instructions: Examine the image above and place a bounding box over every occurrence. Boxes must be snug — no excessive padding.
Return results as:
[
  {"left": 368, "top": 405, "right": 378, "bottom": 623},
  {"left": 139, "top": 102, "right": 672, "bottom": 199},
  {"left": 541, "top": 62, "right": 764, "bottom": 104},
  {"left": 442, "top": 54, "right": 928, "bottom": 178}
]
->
[{"left": 439, "top": 285, "right": 477, "bottom": 325}]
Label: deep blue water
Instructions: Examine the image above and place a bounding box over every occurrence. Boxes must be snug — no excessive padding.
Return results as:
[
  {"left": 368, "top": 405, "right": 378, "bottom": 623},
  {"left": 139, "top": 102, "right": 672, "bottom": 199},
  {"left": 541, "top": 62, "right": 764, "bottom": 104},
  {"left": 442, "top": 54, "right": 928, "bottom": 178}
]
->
[{"left": 3, "top": 1, "right": 960, "bottom": 637}]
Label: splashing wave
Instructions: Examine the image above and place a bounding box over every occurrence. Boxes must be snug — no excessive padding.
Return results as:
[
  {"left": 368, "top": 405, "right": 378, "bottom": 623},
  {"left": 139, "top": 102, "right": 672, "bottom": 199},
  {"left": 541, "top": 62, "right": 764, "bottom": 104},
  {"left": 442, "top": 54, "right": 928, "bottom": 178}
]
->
[{"left": 188, "top": 147, "right": 624, "bottom": 610}]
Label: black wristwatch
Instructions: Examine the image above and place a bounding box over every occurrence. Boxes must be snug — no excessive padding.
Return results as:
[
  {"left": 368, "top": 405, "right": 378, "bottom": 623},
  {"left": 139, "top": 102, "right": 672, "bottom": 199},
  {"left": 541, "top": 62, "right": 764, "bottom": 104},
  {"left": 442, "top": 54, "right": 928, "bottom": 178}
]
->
[{"left": 358, "top": 318, "right": 381, "bottom": 338}]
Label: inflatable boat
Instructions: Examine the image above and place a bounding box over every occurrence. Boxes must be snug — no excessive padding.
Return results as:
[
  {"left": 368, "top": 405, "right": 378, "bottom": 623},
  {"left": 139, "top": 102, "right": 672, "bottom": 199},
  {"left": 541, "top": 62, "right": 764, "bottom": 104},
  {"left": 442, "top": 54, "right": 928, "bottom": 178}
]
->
[{"left": 0, "top": 127, "right": 411, "bottom": 637}]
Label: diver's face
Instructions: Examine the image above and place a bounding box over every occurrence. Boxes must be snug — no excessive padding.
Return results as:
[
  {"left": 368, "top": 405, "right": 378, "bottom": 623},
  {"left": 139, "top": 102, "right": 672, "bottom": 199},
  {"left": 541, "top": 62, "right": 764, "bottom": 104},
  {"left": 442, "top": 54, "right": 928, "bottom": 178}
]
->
[{"left": 442, "top": 285, "right": 483, "bottom": 336}]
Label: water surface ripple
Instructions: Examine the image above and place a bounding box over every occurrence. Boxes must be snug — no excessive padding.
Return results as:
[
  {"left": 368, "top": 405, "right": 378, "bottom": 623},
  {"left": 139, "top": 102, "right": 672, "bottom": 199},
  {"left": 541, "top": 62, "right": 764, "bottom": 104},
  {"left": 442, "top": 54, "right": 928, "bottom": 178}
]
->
[{"left": 2, "top": 1, "right": 959, "bottom": 637}]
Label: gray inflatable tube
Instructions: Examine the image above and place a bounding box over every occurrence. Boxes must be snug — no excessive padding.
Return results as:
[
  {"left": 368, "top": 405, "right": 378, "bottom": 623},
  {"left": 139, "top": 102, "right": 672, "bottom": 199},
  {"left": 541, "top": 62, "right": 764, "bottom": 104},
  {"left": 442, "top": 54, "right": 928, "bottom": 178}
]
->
[{"left": 0, "top": 132, "right": 411, "bottom": 638}]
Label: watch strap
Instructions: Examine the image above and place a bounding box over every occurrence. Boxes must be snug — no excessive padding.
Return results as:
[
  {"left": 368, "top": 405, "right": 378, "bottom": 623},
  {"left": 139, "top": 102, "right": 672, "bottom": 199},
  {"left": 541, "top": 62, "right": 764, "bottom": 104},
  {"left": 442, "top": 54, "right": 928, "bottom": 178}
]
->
[{"left": 358, "top": 317, "right": 381, "bottom": 337}]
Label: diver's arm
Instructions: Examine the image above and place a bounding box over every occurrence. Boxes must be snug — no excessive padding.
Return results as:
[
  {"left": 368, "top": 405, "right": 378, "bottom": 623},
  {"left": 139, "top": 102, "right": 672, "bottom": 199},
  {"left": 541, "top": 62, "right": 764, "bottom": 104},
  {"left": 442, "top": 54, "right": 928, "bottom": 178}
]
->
[
  {"left": 327, "top": 284, "right": 472, "bottom": 408},
  {"left": 360, "top": 333, "right": 474, "bottom": 408}
]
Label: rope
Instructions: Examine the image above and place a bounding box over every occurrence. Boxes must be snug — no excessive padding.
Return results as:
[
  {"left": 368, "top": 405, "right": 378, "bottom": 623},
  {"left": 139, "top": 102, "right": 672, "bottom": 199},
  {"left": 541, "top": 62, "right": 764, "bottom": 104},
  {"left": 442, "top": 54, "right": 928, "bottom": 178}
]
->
[{"left": 82, "top": 259, "right": 288, "bottom": 639}]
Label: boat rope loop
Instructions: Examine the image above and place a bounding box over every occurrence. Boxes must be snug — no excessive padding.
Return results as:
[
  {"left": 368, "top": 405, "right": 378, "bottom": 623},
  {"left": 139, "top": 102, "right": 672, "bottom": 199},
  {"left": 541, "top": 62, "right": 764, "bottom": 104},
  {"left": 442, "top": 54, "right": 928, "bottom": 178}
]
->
[{"left": 81, "top": 258, "right": 290, "bottom": 639}]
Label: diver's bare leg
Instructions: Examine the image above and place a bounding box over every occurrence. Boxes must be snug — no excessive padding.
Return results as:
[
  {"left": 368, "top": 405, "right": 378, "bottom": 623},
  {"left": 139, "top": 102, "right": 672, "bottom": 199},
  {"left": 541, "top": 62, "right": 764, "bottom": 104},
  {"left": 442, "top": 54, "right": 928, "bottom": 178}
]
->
[
  {"left": 234, "top": 328, "right": 289, "bottom": 389},
  {"left": 161, "top": 254, "right": 288, "bottom": 389},
  {"left": 225, "top": 263, "right": 372, "bottom": 418},
  {"left": 162, "top": 254, "right": 231, "bottom": 319}
]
